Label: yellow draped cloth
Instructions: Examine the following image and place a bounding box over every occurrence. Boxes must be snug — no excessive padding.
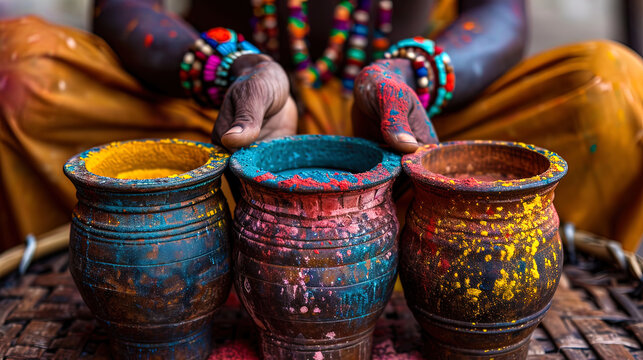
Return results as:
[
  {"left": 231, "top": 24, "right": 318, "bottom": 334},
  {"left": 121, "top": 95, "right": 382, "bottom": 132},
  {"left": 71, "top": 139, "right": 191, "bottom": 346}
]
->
[{"left": 1, "top": 13, "right": 642, "bottom": 252}]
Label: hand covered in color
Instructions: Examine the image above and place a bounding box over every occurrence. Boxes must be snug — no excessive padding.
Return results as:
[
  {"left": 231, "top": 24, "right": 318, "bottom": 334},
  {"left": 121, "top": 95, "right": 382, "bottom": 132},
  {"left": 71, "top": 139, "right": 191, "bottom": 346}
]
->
[
  {"left": 352, "top": 59, "right": 438, "bottom": 153},
  {"left": 212, "top": 54, "right": 297, "bottom": 152}
]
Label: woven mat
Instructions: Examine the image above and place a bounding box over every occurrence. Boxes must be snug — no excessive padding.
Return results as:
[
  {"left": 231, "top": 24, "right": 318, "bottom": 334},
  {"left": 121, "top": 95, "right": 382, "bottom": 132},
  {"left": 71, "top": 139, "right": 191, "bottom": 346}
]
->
[{"left": 1, "top": 253, "right": 643, "bottom": 359}]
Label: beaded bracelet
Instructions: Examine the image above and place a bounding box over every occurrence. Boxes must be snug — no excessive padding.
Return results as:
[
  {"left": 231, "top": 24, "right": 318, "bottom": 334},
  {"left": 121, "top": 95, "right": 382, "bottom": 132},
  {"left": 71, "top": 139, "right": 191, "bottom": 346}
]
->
[
  {"left": 180, "top": 27, "right": 260, "bottom": 108},
  {"left": 385, "top": 37, "right": 455, "bottom": 117}
]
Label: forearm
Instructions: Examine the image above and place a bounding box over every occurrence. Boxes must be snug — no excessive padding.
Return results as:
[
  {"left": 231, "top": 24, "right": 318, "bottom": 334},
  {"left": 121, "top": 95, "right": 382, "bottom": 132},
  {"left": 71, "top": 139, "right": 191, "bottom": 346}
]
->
[
  {"left": 436, "top": 0, "right": 527, "bottom": 108},
  {"left": 94, "top": 0, "right": 198, "bottom": 95}
]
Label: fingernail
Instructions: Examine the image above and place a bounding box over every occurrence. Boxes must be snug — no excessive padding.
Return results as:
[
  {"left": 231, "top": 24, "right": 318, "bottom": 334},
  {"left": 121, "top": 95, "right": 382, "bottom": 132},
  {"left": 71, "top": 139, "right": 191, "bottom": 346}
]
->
[
  {"left": 396, "top": 133, "right": 418, "bottom": 145},
  {"left": 224, "top": 126, "right": 243, "bottom": 135}
]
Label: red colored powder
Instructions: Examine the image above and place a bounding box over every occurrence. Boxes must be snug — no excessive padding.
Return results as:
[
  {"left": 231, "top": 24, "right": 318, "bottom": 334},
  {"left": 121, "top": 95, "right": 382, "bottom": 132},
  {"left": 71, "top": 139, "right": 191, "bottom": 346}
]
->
[
  {"left": 208, "top": 340, "right": 258, "bottom": 360},
  {"left": 169, "top": 30, "right": 177, "bottom": 38},
  {"left": 254, "top": 172, "right": 276, "bottom": 182},
  {"left": 144, "top": 34, "right": 154, "bottom": 47}
]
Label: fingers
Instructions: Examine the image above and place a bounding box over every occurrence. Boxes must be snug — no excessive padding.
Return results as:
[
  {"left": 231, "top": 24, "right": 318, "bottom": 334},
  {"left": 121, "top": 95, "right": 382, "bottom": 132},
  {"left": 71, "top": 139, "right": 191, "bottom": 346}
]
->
[
  {"left": 407, "top": 94, "right": 439, "bottom": 146},
  {"left": 213, "top": 88, "right": 265, "bottom": 151},
  {"left": 212, "top": 61, "right": 291, "bottom": 152},
  {"left": 256, "top": 97, "right": 298, "bottom": 141},
  {"left": 354, "top": 62, "right": 439, "bottom": 153}
]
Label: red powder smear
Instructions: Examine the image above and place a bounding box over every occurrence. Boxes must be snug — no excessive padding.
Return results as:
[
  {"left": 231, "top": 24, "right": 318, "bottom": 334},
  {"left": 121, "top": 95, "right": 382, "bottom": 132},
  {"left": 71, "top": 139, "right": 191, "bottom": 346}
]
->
[
  {"left": 254, "top": 172, "right": 276, "bottom": 182},
  {"left": 169, "top": 30, "right": 177, "bottom": 38},
  {"left": 144, "top": 34, "right": 154, "bottom": 47},
  {"left": 463, "top": 21, "right": 476, "bottom": 31},
  {"left": 208, "top": 340, "right": 259, "bottom": 360},
  {"left": 278, "top": 175, "right": 355, "bottom": 191},
  {"left": 461, "top": 34, "right": 472, "bottom": 43},
  {"left": 486, "top": 207, "right": 495, "bottom": 216}
]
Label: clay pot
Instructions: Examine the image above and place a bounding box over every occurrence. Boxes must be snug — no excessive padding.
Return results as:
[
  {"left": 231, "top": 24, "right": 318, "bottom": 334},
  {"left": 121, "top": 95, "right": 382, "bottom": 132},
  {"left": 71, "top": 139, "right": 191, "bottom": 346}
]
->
[
  {"left": 400, "top": 140, "right": 568, "bottom": 360},
  {"left": 64, "top": 139, "right": 232, "bottom": 360},
  {"left": 229, "top": 135, "right": 401, "bottom": 359}
]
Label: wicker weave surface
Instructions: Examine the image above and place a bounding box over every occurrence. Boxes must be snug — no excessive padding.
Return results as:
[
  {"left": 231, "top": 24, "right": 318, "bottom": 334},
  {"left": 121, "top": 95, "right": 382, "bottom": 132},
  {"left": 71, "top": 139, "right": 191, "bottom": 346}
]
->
[{"left": 1, "top": 253, "right": 642, "bottom": 359}]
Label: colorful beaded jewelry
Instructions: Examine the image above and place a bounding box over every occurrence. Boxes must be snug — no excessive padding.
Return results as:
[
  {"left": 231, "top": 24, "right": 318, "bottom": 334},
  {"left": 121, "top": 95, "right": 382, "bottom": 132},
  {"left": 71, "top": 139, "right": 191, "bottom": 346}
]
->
[
  {"left": 251, "top": 0, "right": 279, "bottom": 59},
  {"left": 372, "top": 0, "right": 393, "bottom": 60},
  {"left": 251, "top": 0, "right": 393, "bottom": 92},
  {"left": 385, "top": 37, "right": 455, "bottom": 117},
  {"left": 180, "top": 27, "right": 260, "bottom": 107},
  {"left": 342, "top": 0, "right": 394, "bottom": 93},
  {"left": 287, "top": 0, "right": 355, "bottom": 87}
]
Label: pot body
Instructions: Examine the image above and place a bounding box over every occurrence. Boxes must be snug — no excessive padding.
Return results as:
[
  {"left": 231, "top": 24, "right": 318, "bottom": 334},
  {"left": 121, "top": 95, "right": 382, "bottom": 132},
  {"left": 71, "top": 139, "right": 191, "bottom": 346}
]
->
[
  {"left": 400, "top": 141, "right": 567, "bottom": 360},
  {"left": 234, "top": 183, "right": 398, "bottom": 359},
  {"left": 65, "top": 140, "right": 231, "bottom": 360},
  {"left": 230, "top": 135, "right": 402, "bottom": 360}
]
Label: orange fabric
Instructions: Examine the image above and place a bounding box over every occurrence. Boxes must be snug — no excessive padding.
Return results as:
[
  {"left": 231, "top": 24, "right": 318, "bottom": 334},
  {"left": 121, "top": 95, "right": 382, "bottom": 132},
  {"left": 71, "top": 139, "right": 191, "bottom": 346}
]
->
[
  {"left": 1, "top": 16, "right": 642, "bottom": 252},
  {"left": 0, "top": 17, "right": 231, "bottom": 250}
]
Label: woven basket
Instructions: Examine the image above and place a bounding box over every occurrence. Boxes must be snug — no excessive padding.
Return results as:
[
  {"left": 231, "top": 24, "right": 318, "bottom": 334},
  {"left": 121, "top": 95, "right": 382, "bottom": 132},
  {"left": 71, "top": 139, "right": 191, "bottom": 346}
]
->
[{"left": 1, "top": 252, "right": 642, "bottom": 359}]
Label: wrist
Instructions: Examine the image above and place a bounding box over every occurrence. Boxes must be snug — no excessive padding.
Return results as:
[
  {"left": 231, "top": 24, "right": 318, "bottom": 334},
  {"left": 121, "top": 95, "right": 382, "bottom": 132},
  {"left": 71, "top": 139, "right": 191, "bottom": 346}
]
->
[
  {"left": 179, "top": 27, "right": 262, "bottom": 108},
  {"left": 385, "top": 37, "right": 454, "bottom": 116},
  {"left": 230, "top": 54, "right": 273, "bottom": 78}
]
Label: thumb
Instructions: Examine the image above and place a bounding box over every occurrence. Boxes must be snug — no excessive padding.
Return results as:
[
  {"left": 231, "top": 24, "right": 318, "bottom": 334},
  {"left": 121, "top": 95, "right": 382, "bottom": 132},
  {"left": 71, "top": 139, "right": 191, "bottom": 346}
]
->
[
  {"left": 378, "top": 82, "right": 420, "bottom": 153},
  {"left": 213, "top": 90, "right": 266, "bottom": 151}
]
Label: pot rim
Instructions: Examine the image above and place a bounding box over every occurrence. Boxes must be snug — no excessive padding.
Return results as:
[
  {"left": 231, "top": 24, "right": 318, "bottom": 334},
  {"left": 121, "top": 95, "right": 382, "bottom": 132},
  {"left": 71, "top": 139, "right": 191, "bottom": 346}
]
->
[
  {"left": 402, "top": 140, "right": 568, "bottom": 193},
  {"left": 63, "top": 138, "right": 229, "bottom": 192},
  {"left": 230, "top": 135, "right": 401, "bottom": 193}
]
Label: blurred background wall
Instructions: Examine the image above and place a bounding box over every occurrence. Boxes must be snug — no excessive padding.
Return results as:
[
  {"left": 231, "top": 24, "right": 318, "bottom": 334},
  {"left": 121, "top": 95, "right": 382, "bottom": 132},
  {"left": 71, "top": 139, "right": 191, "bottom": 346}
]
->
[{"left": 0, "top": 0, "right": 640, "bottom": 56}]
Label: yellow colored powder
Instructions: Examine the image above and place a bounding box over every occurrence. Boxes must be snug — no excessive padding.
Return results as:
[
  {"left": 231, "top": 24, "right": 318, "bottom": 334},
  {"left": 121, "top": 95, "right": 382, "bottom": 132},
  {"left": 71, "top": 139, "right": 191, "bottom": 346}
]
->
[{"left": 116, "top": 168, "right": 185, "bottom": 179}]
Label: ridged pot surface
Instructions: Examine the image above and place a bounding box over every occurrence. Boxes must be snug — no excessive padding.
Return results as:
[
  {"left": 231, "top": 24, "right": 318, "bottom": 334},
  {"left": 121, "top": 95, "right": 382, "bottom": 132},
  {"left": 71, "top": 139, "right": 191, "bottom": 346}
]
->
[
  {"left": 401, "top": 141, "right": 568, "bottom": 360},
  {"left": 230, "top": 135, "right": 401, "bottom": 360},
  {"left": 64, "top": 139, "right": 232, "bottom": 360}
]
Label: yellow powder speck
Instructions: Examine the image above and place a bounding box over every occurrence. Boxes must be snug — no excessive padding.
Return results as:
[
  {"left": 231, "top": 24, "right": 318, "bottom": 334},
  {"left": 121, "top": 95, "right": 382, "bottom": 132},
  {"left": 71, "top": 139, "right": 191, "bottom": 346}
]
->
[
  {"left": 485, "top": 254, "right": 492, "bottom": 262},
  {"left": 505, "top": 244, "right": 515, "bottom": 261},
  {"left": 467, "top": 288, "right": 481, "bottom": 297},
  {"left": 530, "top": 259, "right": 540, "bottom": 279},
  {"left": 481, "top": 230, "right": 489, "bottom": 236}
]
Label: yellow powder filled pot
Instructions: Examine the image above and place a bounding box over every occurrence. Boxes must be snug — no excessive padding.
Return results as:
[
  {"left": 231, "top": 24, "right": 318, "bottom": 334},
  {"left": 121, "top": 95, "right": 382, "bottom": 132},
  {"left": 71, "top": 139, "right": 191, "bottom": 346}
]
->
[
  {"left": 400, "top": 140, "right": 567, "bottom": 360},
  {"left": 64, "top": 139, "right": 231, "bottom": 360}
]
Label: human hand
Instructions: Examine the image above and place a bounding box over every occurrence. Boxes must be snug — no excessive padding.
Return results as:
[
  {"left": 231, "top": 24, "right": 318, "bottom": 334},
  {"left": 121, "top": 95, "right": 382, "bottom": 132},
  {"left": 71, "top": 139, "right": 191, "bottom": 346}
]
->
[
  {"left": 352, "top": 59, "right": 438, "bottom": 153},
  {"left": 212, "top": 54, "right": 297, "bottom": 152}
]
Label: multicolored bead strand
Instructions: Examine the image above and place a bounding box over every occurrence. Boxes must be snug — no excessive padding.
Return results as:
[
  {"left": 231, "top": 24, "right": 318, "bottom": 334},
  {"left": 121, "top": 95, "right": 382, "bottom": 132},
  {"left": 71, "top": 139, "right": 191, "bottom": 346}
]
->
[
  {"left": 287, "top": 0, "right": 356, "bottom": 87},
  {"left": 372, "top": 0, "right": 393, "bottom": 60},
  {"left": 251, "top": 0, "right": 280, "bottom": 58},
  {"left": 252, "top": 0, "right": 394, "bottom": 92},
  {"left": 342, "top": 0, "right": 371, "bottom": 93},
  {"left": 386, "top": 36, "right": 455, "bottom": 117},
  {"left": 180, "top": 27, "right": 260, "bottom": 108}
]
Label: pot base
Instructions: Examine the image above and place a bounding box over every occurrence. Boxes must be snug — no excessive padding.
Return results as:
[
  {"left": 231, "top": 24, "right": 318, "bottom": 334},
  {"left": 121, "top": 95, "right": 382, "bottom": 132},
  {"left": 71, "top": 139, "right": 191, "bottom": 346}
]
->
[
  {"left": 260, "top": 329, "right": 374, "bottom": 360},
  {"left": 423, "top": 331, "right": 531, "bottom": 360},
  {"left": 109, "top": 324, "right": 212, "bottom": 360}
]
